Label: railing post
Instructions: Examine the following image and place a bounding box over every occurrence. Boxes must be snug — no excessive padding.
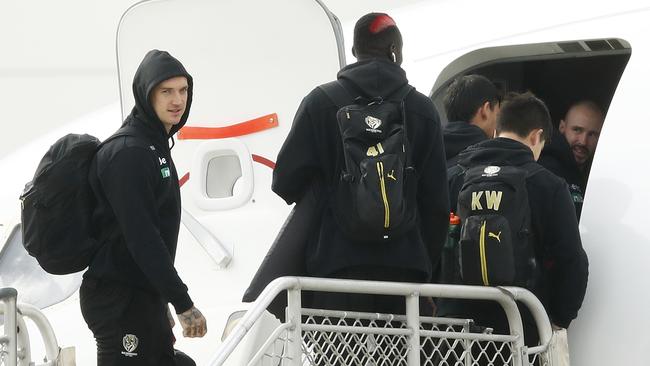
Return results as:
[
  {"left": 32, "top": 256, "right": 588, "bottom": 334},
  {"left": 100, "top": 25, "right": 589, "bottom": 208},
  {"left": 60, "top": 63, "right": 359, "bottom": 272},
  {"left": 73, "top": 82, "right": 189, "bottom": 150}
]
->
[
  {"left": 464, "top": 321, "right": 472, "bottom": 366},
  {"left": 406, "top": 292, "right": 420, "bottom": 366},
  {"left": 1, "top": 288, "right": 18, "bottom": 366},
  {"left": 286, "top": 287, "right": 302, "bottom": 366}
]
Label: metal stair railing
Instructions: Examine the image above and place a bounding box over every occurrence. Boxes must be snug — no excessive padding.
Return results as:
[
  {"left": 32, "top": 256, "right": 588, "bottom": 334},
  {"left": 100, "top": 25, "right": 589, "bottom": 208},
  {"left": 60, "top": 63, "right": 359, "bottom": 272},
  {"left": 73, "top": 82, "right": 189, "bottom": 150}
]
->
[
  {"left": 1, "top": 288, "right": 18, "bottom": 366},
  {"left": 0, "top": 288, "right": 61, "bottom": 366},
  {"left": 208, "top": 276, "right": 553, "bottom": 366}
]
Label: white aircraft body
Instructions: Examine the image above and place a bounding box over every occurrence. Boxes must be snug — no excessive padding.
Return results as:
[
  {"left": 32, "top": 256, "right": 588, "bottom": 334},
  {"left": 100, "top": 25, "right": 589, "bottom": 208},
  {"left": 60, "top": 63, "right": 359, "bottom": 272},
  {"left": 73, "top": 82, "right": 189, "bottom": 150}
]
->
[{"left": 1, "top": 0, "right": 649, "bottom": 365}]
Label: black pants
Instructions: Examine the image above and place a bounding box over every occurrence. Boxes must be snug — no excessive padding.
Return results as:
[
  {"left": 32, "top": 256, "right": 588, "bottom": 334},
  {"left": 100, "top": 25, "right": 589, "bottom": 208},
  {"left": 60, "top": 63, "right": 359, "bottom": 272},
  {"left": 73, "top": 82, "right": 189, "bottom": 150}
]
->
[{"left": 80, "top": 278, "right": 178, "bottom": 366}]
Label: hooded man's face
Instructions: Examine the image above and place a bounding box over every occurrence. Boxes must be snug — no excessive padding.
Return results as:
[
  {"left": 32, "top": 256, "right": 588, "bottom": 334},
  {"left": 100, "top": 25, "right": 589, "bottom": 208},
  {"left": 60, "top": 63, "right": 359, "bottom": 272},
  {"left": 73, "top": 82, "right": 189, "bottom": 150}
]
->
[
  {"left": 559, "top": 103, "right": 604, "bottom": 167},
  {"left": 150, "top": 76, "right": 189, "bottom": 133}
]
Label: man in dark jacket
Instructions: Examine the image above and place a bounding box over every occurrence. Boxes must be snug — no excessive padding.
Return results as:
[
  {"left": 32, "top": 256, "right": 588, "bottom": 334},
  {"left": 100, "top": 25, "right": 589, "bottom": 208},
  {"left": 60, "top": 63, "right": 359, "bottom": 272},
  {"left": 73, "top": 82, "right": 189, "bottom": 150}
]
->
[
  {"left": 272, "top": 13, "right": 449, "bottom": 314},
  {"left": 442, "top": 92, "right": 588, "bottom": 347},
  {"left": 80, "top": 50, "right": 206, "bottom": 366},
  {"left": 442, "top": 74, "right": 501, "bottom": 167},
  {"left": 538, "top": 100, "right": 604, "bottom": 219}
]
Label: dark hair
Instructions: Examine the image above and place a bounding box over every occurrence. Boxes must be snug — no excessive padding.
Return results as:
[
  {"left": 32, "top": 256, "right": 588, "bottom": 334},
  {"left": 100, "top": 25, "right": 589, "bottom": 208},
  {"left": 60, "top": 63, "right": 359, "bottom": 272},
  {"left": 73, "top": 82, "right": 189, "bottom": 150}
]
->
[
  {"left": 442, "top": 75, "right": 501, "bottom": 122},
  {"left": 497, "top": 92, "right": 553, "bottom": 141},
  {"left": 353, "top": 13, "right": 402, "bottom": 59}
]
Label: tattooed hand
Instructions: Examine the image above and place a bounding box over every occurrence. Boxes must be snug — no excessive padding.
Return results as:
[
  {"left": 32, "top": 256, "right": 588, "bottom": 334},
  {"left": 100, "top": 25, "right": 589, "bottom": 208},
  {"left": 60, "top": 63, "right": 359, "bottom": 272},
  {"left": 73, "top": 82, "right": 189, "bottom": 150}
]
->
[
  {"left": 167, "top": 307, "right": 176, "bottom": 328},
  {"left": 177, "top": 306, "right": 207, "bottom": 338}
]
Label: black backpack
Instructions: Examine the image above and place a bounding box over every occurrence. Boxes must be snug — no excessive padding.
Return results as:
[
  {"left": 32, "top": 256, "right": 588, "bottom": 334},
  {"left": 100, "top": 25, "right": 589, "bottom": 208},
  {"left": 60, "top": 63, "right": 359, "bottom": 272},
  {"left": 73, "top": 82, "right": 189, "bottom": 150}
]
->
[
  {"left": 20, "top": 132, "right": 129, "bottom": 274},
  {"left": 318, "top": 81, "right": 417, "bottom": 242},
  {"left": 454, "top": 163, "right": 542, "bottom": 287}
]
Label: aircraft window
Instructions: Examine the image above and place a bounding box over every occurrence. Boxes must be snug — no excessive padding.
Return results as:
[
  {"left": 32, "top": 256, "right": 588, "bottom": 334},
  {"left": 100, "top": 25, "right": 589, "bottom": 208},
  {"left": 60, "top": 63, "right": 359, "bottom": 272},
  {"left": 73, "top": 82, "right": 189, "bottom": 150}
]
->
[
  {"left": 207, "top": 155, "right": 242, "bottom": 199},
  {"left": 0, "top": 224, "right": 82, "bottom": 310},
  {"left": 191, "top": 139, "right": 254, "bottom": 211}
]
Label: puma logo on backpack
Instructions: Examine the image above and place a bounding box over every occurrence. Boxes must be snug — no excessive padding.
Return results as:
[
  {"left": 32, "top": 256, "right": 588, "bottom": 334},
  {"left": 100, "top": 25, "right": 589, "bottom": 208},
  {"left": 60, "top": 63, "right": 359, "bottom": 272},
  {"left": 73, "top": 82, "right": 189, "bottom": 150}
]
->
[
  {"left": 455, "top": 164, "right": 542, "bottom": 287},
  {"left": 318, "top": 81, "right": 417, "bottom": 242}
]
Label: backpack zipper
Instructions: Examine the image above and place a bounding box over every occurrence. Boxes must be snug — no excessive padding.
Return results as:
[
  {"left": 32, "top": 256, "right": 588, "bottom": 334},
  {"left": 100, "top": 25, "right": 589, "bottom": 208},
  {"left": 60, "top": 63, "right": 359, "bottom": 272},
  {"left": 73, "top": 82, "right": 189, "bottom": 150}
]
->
[
  {"left": 480, "top": 220, "right": 490, "bottom": 285},
  {"left": 376, "top": 162, "right": 390, "bottom": 229}
]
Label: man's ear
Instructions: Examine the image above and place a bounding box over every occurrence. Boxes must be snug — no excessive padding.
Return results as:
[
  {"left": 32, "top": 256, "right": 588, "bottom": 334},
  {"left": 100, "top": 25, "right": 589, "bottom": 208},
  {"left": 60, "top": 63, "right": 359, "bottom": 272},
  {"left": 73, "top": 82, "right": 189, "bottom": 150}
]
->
[
  {"left": 530, "top": 129, "right": 544, "bottom": 147},
  {"left": 351, "top": 46, "right": 357, "bottom": 58},
  {"left": 559, "top": 119, "right": 566, "bottom": 134},
  {"left": 477, "top": 101, "right": 491, "bottom": 122}
]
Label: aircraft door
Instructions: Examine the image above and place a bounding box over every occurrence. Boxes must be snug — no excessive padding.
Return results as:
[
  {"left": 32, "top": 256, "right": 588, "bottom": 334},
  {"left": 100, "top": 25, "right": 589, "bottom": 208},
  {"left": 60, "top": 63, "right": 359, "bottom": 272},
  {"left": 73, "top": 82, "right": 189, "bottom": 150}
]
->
[
  {"left": 116, "top": 0, "right": 345, "bottom": 212},
  {"left": 116, "top": 2, "right": 345, "bottom": 361}
]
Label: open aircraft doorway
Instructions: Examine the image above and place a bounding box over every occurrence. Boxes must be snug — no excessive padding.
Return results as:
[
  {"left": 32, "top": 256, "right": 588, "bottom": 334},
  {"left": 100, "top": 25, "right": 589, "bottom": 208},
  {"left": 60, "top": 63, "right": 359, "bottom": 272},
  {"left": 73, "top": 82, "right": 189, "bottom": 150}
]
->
[{"left": 429, "top": 38, "right": 631, "bottom": 222}]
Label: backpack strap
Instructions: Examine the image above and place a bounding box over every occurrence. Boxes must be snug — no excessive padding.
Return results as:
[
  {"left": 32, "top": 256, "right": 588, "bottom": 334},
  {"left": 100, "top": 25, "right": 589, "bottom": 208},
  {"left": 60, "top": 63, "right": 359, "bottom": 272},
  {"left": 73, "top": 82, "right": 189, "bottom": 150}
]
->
[
  {"left": 97, "top": 126, "right": 140, "bottom": 150},
  {"left": 391, "top": 84, "right": 415, "bottom": 168},
  {"left": 389, "top": 83, "right": 414, "bottom": 102},
  {"left": 318, "top": 80, "right": 414, "bottom": 107},
  {"left": 448, "top": 163, "right": 468, "bottom": 214},
  {"left": 318, "top": 81, "right": 355, "bottom": 109}
]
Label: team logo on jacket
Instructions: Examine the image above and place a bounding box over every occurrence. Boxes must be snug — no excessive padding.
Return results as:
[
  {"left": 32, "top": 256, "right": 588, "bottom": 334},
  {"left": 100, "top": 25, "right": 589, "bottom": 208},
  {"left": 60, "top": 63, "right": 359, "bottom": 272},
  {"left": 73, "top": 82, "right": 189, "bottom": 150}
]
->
[
  {"left": 365, "top": 115, "right": 382, "bottom": 133},
  {"left": 161, "top": 167, "right": 171, "bottom": 178},
  {"left": 483, "top": 166, "right": 501, "bottom": 177},
  {"left": 569, "top": 184, "right": 584, "bottom": 203},
  {"left": 121, "top": 334, "right": 139, "bottom": 357}
]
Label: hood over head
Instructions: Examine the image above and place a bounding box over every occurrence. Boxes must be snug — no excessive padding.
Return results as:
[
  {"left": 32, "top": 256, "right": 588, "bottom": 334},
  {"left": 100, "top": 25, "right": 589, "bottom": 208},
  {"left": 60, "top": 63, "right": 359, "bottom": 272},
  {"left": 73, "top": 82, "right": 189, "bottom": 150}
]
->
[
  {"left": 127, "top": 49, "right": 193, "bottom": 139},
  {"left": 457, "top": 137, "right": 535, "bottom": 168},
  {"left": 337, "top": 58, "right": 407, "bottom": 98},
  {"left": 443, "top": 121, "right": 488, "bottom": 160}
]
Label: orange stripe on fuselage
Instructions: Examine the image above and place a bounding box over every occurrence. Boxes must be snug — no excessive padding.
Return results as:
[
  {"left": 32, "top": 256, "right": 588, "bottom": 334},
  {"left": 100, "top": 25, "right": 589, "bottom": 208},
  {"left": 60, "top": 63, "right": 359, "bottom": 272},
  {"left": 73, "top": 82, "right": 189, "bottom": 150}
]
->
[{"left": 177, "top": 113, "right": 278, "bottom": 140}]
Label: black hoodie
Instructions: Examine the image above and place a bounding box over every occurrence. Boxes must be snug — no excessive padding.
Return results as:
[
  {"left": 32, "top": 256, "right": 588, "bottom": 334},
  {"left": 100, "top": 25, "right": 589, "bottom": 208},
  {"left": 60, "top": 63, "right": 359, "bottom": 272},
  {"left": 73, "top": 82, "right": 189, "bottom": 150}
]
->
[
  {"left": 443, "top": 120, "right": 488, "bottom": 167},
  {"left": 86, "top": 50, "right": 194, "bottom": 314},
  {"left": 272, "top": 59, "right": 449, "bottom": 280},
  {"left": 538, "top": 130, "right": 586, "bottom": 218},
  {"left": 444, "top": 138, "right": 588, "bottom": 329}
]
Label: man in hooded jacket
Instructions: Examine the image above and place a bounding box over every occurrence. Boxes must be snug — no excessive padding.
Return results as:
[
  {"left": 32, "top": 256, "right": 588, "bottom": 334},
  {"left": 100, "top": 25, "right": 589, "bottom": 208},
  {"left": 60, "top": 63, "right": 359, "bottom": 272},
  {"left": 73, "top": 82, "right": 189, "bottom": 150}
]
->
[
  {"left": 441, "top": 92, "right": 588, "bottom": 349},
  {"left": 272, "top": 13, "right": 449, "bottom": 314},
  {"left": 538, "top": 100, "right": 604, "bottom": 219},
  {"left": 442, "top": 74, "right": 501, "bottom": 168},
  {"left": 80, "top": 50, "right": 206, "bottom": 366}
]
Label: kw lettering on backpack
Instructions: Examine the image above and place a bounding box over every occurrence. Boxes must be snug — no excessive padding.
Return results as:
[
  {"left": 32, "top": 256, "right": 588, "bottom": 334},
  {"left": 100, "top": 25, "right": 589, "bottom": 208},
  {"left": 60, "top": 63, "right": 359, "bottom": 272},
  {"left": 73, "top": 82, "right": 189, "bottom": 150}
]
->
[
  {"left": 20, "top": 131, "right": 133, "bottom": 274},
  {"left": 318, "top": 81, "right": 416, "bottom": 242},
  {"left": 454, "top": 164, "right": 541, "bottom": 288},
  {"left": 471, "top": 191, "right": 503, "bottom": 210}
]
